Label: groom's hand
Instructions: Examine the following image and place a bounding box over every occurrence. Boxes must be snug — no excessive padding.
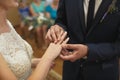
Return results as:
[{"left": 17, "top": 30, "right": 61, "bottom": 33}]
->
[
  {"left": 60, "top": 44, "right": 88, "bottom": 62},
  {"left": 45, "top": 25, "right": 65, "bottom": 43}
]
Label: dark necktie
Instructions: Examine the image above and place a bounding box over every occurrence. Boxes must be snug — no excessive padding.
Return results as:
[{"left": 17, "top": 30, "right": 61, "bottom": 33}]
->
[{"left": 87, "top": 0, "right": 95, "bottom": 32}]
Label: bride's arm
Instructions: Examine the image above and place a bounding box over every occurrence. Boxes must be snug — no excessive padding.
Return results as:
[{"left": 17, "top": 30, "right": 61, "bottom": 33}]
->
[
  {"left": 31, "top": 58, "right": 41, "bottom": 68},
  {"left": 0, "top": 54, "right": 17, "bottom": 80},
  {"left": 0, "top": 32, "right": 69, "bottom": 80},
  {"left": 28, "top": 31, "right": 69, "bottom": 80},
  {"left": 0, "top": 44, "right": 61, "bottom": 80},
  {"left": 28, "top": 43, "right": 62, "bottom": 80}
]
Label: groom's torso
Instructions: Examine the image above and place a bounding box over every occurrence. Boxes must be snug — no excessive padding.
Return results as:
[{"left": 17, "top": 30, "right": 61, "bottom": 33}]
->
[
  {"left": 62, "top": 0, "right": 120, "bottom": 80},
  {"left": 64, "top": 0, "right": 120, "bottom": 44}
]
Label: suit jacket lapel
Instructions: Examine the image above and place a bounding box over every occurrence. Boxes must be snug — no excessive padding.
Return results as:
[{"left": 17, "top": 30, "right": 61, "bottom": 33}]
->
[
  {"left": 78, "top": 0, "right": 86, "bottom": 35},
  {"left": 87, "top": 0, "right": 113, "bottom": 36}
]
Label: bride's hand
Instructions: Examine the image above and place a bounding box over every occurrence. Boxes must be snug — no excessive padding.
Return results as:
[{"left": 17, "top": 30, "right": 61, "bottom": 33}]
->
[
  {"left": 42, "top": 32, "right": 69, "bottom": 61},
  {"left": 42, "top": 43, "right": 62, "bottom": 61}
]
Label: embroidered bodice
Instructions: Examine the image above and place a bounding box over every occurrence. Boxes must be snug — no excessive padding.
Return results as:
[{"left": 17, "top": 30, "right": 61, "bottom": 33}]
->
[{"left": 0, "top": 21, "right": 33, "bottom": 80}]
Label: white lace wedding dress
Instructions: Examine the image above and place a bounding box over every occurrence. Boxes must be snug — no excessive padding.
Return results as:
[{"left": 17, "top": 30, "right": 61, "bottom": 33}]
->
[{"left": 0, "top": 20, "right": 33, "bottom": 80}]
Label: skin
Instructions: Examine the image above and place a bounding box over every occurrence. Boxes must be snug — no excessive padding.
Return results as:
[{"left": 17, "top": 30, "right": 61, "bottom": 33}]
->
[
  {"left": 0, "top": 0, "right": 69, "bottom": 80},
  {"left": 60, "top": 44, "right": 88, "bottom": 62},
  {"left": 46, "top": 25, "right": 88, "bottom": 62}
]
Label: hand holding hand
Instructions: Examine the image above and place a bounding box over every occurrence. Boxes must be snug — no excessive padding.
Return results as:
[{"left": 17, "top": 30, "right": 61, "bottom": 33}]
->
[
  {"left": 60, "top": 44, "right": 88, "bottom": 62},
  {"left": 45, "top": 25, "right": 65, "bottom": 43},
  {"left": 43, "top": 26, "right": 69, "bottom": 62}
]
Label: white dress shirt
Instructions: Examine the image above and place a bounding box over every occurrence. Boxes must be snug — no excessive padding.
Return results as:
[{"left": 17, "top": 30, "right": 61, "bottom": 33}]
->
[{"left": 84, "top": 0, "right": 102, "bottom": 24}]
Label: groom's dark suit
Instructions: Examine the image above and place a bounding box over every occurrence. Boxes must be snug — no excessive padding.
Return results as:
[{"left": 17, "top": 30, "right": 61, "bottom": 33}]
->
[{"left": 55, "top": 0, "right": 120, "bottom": 80}]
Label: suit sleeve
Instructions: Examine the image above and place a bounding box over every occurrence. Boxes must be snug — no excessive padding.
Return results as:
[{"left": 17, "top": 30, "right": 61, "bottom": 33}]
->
[
  {"left": 86, "top": 25, "right": 120, "bottom": 61},
  {"left": 55, "top": 0, "right": 67, "bottom": 30}
]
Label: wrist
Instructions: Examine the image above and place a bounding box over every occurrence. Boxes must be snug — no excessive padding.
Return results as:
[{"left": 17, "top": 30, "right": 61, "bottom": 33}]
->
[
  {"left": 42, "top": 43, "right": 61, "bottom": 61},
  {"left": 41, "top": 55, "right": 54, "bottom": 62},
  {"left": 39, "top": 57, "right": 53, "bottom": 67}
]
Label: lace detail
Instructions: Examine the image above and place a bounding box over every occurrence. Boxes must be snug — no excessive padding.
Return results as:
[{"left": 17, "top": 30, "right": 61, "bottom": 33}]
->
[{"left": 0, "top": 20, "right": 33, "bottom": 80}]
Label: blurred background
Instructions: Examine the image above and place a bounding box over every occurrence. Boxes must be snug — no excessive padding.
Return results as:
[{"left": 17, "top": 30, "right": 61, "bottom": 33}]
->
[{"left": 7, "top": 0, "right": 62, "bottom": 80}]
